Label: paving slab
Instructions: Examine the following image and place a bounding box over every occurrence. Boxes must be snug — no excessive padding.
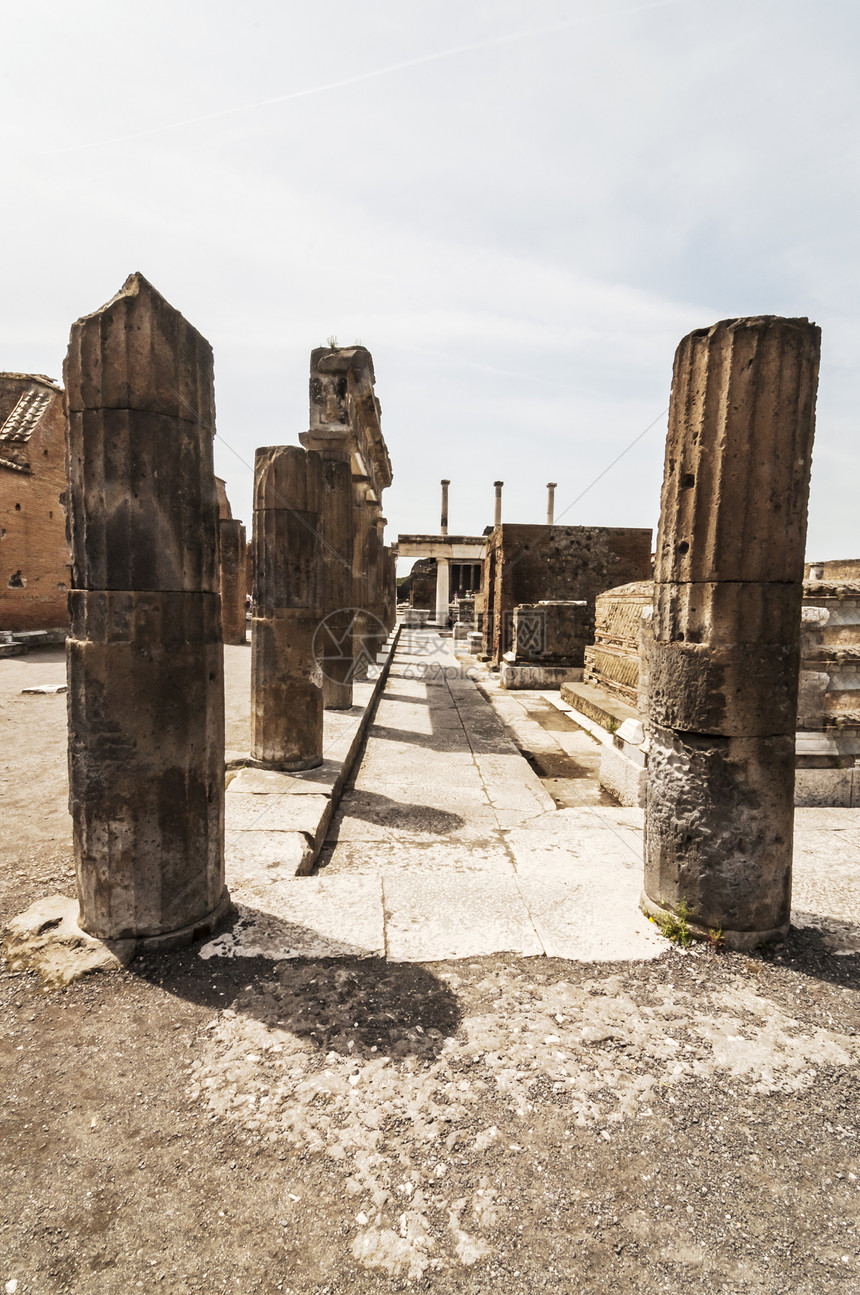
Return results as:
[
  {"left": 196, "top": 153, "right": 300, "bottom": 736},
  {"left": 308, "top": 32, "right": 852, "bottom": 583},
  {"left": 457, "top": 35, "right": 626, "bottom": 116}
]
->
[
  {"left": 516, "top": 875, "right": 664, "bottom": 961},
  {"left": 382, "top": 872, "right": 543, "bottom": 961},
  {"left": 318, "top": 838, "right": 516, "bottom": 877},
  {"left": 199, "top": 876, "right": 384, "bottom": 960}
]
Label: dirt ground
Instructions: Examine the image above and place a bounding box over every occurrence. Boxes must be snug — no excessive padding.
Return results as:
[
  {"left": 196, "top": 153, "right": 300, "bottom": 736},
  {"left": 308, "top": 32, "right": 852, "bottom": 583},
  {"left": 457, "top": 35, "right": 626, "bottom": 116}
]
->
[{"left": 1, "top": 648, "right": 859, "bottom": 1294}]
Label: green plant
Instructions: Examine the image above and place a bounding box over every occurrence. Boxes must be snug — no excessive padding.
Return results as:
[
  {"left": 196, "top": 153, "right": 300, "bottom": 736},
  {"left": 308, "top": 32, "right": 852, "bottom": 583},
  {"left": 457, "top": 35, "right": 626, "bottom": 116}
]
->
[
  {"left": 704, "top": 926, "right": 725, "bottom": 952},
  {"left": 326, "top": 334, "right": 339, "bottom": 350},
  {"left": 606, "top": 716, "right": 618, "bottom": 735},
  {"left": 654, "top": 897, "right": 694, "bottom": 947}
]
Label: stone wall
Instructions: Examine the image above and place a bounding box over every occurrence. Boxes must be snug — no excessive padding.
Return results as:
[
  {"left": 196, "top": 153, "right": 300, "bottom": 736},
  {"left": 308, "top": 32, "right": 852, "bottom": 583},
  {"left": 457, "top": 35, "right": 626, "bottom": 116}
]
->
[
  {"left": 0, "top": 374, "right": 70, "bottom": 631},
  {"left": 481, "top": 524, "right": 652, "bottom": 666}
]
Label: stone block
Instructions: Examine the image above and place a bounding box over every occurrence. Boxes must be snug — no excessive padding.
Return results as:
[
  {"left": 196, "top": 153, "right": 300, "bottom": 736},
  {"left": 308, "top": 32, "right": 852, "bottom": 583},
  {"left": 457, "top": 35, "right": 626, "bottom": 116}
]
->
[
  {"left": 65, "top": 273, "right": 215, "bottom": 421},
  {"left": 653, "top": 316, "right": 820, "bottom": 586},
  {"left": 599, "top": 742, "right": 647, "bottom": 808},
  {"left": 643, "top": 722, "right": 796, "bottom": 940},
  {"left": 641, "top": 636, "right": 800, "bottom": 737},
  {"left": 68, "top": 590, "right": 226, "bottom": 940},
  {"left": 513, "top": 600, "right": 589, "bottom": 665},
  {"left": 650, "top": 579, "right": 803, "bottom": 647}
]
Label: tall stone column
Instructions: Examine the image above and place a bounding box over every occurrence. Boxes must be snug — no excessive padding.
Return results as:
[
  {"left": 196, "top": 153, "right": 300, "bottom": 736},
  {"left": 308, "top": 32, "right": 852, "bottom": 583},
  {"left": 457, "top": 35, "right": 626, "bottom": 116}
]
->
[
  {"left": 65, "top": 273, "right": 228, "bottom": 944},
  {"left": 546, "top": 482, "right": 557, "bottom": 525},
  {"left": 251, "top": 445, "right": 324, "bottom": 769},
  {"left": 299, "top": 429, "right": 354, "bottom": 710},
  {"left": 440, "top": 479, "right": 450, "bottom": 535},
  {"left": 494, "top": 480, "right": 504, "bottom": 528},
  {"left": 219, "top": 518, "right": 247, "bottom": 645},
  {"left": 641, "top": 316, "right": 820, "bottom": 948},
  {"left": 435, "top": 558, "right": 451, "bottom": 627}
]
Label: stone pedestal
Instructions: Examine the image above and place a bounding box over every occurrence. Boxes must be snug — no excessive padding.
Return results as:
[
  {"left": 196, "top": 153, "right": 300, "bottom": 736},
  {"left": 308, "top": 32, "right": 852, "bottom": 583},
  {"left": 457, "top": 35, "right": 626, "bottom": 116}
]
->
[
  {"left": 219, "top": 518, "right": 247, "bottom": 645},
  {"left": 65, "top": 273, "right": 228, "bottom": 943},
  {"left": 642, "top": 316, "right": 820, "bottom": 947},
  {"left": 251, "top": 445, "right": 324, "bottom": 769}
]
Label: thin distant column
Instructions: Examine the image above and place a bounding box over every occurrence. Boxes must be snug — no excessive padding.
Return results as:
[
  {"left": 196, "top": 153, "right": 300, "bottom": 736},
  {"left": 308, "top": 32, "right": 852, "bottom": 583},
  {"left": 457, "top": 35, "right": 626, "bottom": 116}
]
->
[
  {"left": 65, "top": 273, "right": 228, "bottom": 944},
  {"left": 641, "top": 316, "right": 820, "bottom": 948},
  {"left": 440, "top": 479, "right": 450, "bottom": 535},
  {"left": 494, "top": 480, "right": 504, "bottom": 528},
  {"left": 251, "top": 446, "right": 324, "bottom": 769},
  {"left": 219, "top": 518, "right": 247, "bottom": 645},
  {"left": 435, "top": 558, "right": 450, "bottom": 626},
  {"left": 546, "top": 482, "right": 557, "bottom": 525}
]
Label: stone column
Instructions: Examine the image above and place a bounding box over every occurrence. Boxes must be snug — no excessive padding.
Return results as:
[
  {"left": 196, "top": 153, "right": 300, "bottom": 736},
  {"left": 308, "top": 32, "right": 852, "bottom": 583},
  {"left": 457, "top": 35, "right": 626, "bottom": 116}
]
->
[
  {"left": 251, "top": 445, "right": 324, "bottom": 769},
  {"left": 219, "top": 518, "right": 247, "bottom": 645},
  {"left": 546, "top": 482, "right": 557, "bottom": 526},
  {"left": 641, "top": 316, "right": 820, "bottom": 948},
  {"left": 435, "top": 558, "right": 451, "bottom": 627},
  {"left": 440, "top": 479, "right": 450, "bottom": 535},
  {"left": 299, "top": 429, "right": 354, "bottom": 710},
  {"left": 350, "top": 481, "right": 373, "bottom": 678},
  {"left": 65, "top": 273, "right": 228, "bottom": 944},
  {"left": 494, "top": 480, "right": 504, "bottom": 528}
]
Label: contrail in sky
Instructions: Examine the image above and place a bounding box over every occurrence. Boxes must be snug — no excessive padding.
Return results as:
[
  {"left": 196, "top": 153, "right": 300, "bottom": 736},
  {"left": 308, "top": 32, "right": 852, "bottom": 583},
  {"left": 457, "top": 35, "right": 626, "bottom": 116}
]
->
[{"left": 42, "top": 0, "right": 698, "bottom": 156}]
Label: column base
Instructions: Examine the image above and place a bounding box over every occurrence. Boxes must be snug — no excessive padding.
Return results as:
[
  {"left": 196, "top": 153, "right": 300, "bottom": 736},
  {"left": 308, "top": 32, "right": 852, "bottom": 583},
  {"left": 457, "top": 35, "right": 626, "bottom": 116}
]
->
[
  {"left": 247, "top": 754, "right": 324, "bottom": 772},
  {"left": 640, "top": 891, "right": 789, "bottom": 951}
]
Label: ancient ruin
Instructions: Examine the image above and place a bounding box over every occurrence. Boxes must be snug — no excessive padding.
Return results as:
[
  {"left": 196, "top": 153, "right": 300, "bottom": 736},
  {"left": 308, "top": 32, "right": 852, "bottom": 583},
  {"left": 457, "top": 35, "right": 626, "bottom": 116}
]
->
[
  {"left": 301, "top": 345, "right": 394, "bottom": 690},
  {"left": 65, "top": 273, "right": 229, "bottom": 943},
  {"left": 640, "top": 316, "right": 820, "bottom": 947},
  {"left": 0, "top": 373, "right": 69, "bottom": 631},
  {"left": 250, "top": 444, "right": 324, "bottom": 769},
  {"left": 481, "top": 523, "right": 651, "bottom": 666},
  {"left": 219, "top": 518, "right": 247, "bottom": 645}
]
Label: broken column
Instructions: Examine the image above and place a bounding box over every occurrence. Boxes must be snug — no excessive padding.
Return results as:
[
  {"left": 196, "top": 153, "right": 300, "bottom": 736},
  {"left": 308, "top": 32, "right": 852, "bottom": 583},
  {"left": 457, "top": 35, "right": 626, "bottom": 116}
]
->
[
  {"left": 546, "top": 482, "right": 557, "bottom": 526},
  {"left": 301, "top": 350, "right": 356, "bottom": 709},
  {"left": 219, "top": 518, "right": 247, "bottom": 645},
  {"left": 65, "top": 273, "right": 228, "bottom": 943},
  {"left": 440, "top": 479, "right": 450, "bottom": 535},
  {"left": 251, "top": 445, "right": 324, "bottom": 769},
  {"left": 642, "top": 316, "right": 820, "bottom": 947}
]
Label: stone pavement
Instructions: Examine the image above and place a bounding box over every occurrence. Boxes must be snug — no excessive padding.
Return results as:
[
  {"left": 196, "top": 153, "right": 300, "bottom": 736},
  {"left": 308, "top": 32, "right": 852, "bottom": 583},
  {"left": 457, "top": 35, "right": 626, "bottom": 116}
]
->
[{"left": 202, "top": 629, "right": 860, "bottom": 965}]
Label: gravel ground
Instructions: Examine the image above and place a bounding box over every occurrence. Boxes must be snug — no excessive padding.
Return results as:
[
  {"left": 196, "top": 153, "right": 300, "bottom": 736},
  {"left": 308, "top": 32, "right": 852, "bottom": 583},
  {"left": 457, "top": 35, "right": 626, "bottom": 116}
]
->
[{"left": 2, "top": 648, "right": 859, "bottom": 1293}]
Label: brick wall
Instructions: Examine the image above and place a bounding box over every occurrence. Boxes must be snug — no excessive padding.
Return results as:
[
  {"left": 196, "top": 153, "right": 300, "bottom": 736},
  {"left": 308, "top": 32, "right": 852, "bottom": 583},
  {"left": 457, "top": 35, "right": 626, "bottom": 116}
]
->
[
  {"left": 0, "top": 375, "right": 70, "bottom": 631},
  {"left": 481, "top": 524, "right": 652, "bottom": 665}
]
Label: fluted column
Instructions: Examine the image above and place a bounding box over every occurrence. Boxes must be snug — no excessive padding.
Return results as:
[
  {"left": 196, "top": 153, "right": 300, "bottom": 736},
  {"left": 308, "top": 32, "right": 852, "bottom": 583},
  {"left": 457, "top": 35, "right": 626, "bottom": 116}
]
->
[
  {"left": 251, "top": 446, "right": 323, "bottom": 769},
  {"left": 299, "top": 428, "right": 354, "bottom": 709},
  {"left": 65, "top": 273, "right": 228, "bottom": 943},
  {"left": 642, "top": 316, "right": 820, "bottom": 947},
  {"left": 219, "top": 518, "right": 247, "bottom": 645}
]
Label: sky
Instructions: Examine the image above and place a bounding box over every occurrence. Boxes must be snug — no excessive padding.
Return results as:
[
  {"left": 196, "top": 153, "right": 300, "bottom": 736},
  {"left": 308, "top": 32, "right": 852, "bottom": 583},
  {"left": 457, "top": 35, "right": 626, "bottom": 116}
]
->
[{"left": 2, "top": 0, "right": 858, "bottom": 565}]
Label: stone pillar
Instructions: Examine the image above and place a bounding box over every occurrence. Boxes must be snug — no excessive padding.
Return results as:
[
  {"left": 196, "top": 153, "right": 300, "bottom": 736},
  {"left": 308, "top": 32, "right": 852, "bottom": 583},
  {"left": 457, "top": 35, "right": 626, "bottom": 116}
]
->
[
  {"left": 546, "top": 482, "right": 557, "bottom": 525},
  {"left": 299, "top": 429, "right": 354, "bottom": 710},
  {"left": 435, "top": 558, "right": 451, "bottom": 627},
  {"left": 65, "top": 273, "right": 228, "bottom": 944},
  {"left": 440, "top": 479, "right": 450, "bottom": 535},
  {"left": 494, "top": 480, "right": 503, "bottom": 528},
  {"left": 641, "top": 316, "right": 820, "bottom": 948},
  {"left": 383, "top": 546, "right": 397, "bottom": 631},
  {"left": 251, "top": 445, "right": 324, "bottom": 769},
  {"left": 350, "top": 481, "right": 374, "bottom": 678},
  {"left": 219, "top": 518, "right": 247, "bottom": 645}
]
